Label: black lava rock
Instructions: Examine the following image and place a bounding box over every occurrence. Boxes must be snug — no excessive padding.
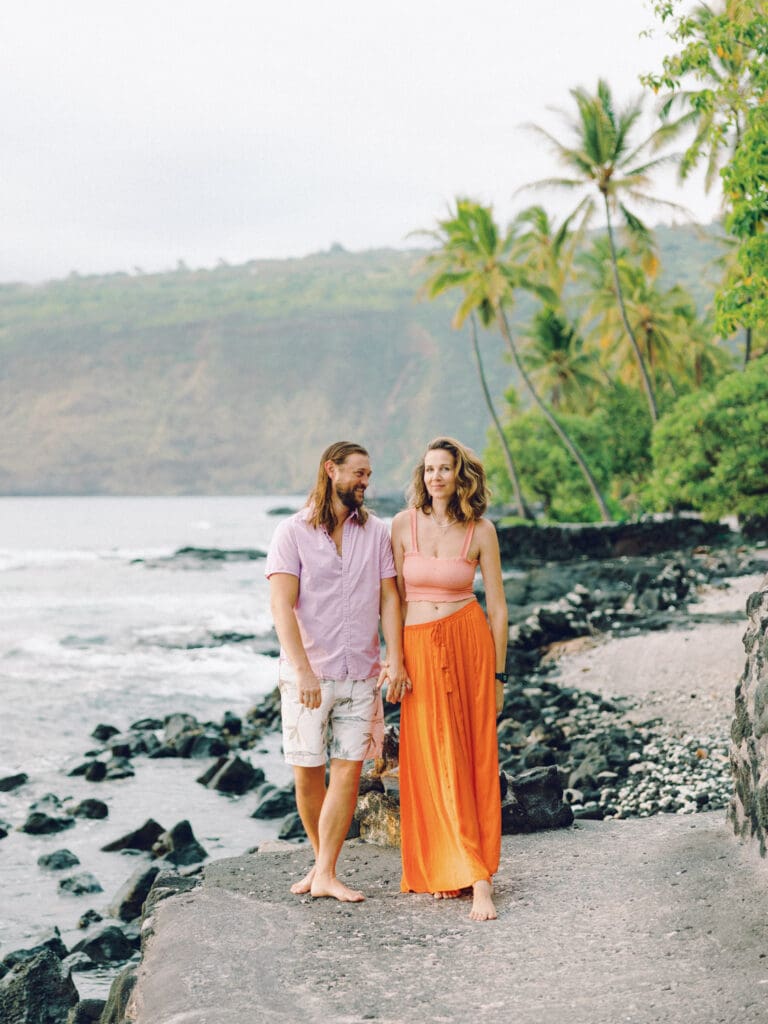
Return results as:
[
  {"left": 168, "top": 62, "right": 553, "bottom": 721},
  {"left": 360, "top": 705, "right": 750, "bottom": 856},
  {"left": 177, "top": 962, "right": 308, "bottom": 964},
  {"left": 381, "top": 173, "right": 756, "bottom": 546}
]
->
[
  {"left": 21, "top": 811, "right": 75, "bottom": 835},
  {"left": 0, "top": 772, "right": 28, "bottom": 792},
  {"left": 59, "top": 872, "right": 104, "bottom": 896},
  {"left": 153, "top": 820, "right": 208, "bottom": 866},
  {"left": 38, "top": 849, "right": 80, "bottom": 871},
  {"left": 197, "top": 755, "right": 264, "bottom": 794},
  {"left": 72, "top": 798, "right": 109, "bottom": 819},
  {"left": 251, "top": 784, "right": 297, "bottom": 819},
  {"left": 71, "top": 925, "right": 134, "bottom": 964},
  {"left": 101, "top": 818, "right": 165, "bottom": 853},
  {"left": 278, "top": 812, "right": 307, "bottom": 841},
  {"left": 108, "top": 865, "right": 161, "bottom": 922},
  {"left": 0, "top": 949, "right": 78, "bottom": 1023}
]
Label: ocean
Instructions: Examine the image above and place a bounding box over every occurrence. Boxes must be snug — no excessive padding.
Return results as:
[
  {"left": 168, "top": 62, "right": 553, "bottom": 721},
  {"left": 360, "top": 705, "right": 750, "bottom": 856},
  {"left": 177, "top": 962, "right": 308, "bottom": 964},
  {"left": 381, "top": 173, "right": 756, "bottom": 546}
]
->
[{"left": 0, "top": 495, "right": 306, "bottom": 992}]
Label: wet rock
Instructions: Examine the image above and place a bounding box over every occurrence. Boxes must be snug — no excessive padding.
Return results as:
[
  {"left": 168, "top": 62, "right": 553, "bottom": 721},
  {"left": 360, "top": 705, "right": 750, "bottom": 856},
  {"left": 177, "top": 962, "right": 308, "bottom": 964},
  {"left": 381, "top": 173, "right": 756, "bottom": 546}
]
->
[
  {"left": 198, "top": 755, "right": 264, "bottom": 794},
  {"left": 278, "top": 813, "right": 307, "bottom": 841},
  {"left": 0, "top": 772, "right": 28, "bottom": 792},
  {"left": 0, "top": 949, "right": 78, "bottom": 1024},
  {"left": 104, "top": 757, "right": 135, "bottom": 780},
  {"left": 129, "top": 717, "right": 163, "bottom": 731},
  {"left": 244, "top": 688, "right": 282, "bottom": 737},
  {"left": 2, "top": 928, "right": 68, "bottom": 970},
  {"left": 187, "top": 732, "right": 229, "bottom": 759},
  {"left": 354, "top": 791, "right": 401, "bottom": 847},
  {"left": 91, "top": 723, "right": 120, "bottom": 741},
  {"left": 38, "top": 849, "right": 80, "bottom": 871},
  {"left": 108, "top": 865, "right": 161, "bottom": 922},
  {"left": 71, "top": 798, "right": 109, "bottom": 819},
  {"left": 77, "top": 910, "right": 103, "bottom": 929},
  {"left": 101, "top": 818, "right": 165, "bottom": 853},
  {"left": 66, "top": 997, "right": 107, "bottom": 1022},
  {"left": 99, "top": 965, "right": 138, "bottom": 1024},
  {"left": 108, "top": 731, "right": 160, "bottom": 758},
  {"left": 59, "top": 872, "right": 104, "bottom": 896},
  {"left": 0, "top": 821, "right": 9, "bottom": 839},
  {"left": 152, "top": 820, "right": 208, "bottom": 866},
  {"left": 21, "top": 810, "right": 75, "bottom": 835},
  {"left": 221, "top": 710, "right": 242, "bottom": 736},
  {"left": 71, "top": 925, "right": 134, "bottom": 964},
  {"left": 61, "top": 951, "right": 98, "bottom": 973},
  {"left": 83, "top": 760, "right": 107, "bottom": 782},
  {"left": 250, "top": 784, "right": 296, "bottom": 819}
]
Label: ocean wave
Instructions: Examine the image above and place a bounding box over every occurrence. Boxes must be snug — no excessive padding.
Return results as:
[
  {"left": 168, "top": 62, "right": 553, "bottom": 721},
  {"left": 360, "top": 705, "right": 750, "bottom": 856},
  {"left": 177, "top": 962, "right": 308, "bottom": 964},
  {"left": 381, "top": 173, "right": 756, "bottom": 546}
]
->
[{"left": 0, "top": 546, "right": 177, "bottom": 572}]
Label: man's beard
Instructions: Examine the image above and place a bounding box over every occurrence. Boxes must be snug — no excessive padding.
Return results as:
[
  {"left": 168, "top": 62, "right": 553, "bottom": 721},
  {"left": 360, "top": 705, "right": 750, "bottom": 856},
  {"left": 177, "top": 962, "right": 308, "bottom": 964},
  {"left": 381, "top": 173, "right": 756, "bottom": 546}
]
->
[{"left": 336, "top": 483, "right": 365, "bottom": 510}]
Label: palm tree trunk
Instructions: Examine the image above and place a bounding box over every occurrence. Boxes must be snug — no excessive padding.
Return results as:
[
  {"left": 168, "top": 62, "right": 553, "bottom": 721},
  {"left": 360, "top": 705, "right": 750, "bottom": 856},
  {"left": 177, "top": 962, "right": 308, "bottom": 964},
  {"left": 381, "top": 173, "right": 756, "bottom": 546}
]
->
[
  {"left": 468, "top": 313, "right": 531, "bottom": 520},
  {"left": 603, "top": 196, "right": 659, "bottom": 422},
  {"left": 744, "top": 326, "right": 752, "bottom": 367},
  {"left": 498, "top": 308, "right": 612, "bottom": 523}
]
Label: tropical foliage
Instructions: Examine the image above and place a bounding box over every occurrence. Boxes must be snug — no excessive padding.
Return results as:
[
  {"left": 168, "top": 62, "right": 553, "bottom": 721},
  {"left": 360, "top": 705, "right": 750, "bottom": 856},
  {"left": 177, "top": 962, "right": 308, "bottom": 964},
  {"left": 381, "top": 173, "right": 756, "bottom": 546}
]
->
[
  {"left": 651, "top": 358, "right": 768, "bottom": 520},
  {"left": 416, "top": 3, "right": 763, "bottom": 524}
]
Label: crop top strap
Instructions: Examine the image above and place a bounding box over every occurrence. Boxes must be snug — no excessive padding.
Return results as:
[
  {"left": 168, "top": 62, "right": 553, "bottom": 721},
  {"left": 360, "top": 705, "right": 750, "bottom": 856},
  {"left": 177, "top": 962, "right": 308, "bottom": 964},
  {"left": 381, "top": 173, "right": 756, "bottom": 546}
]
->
[
  {"left": 409, "top": 507, "right": 419, "bottom": 553},
  {"left": 459, "top": 519, "right": 476, "bottom": 560}
]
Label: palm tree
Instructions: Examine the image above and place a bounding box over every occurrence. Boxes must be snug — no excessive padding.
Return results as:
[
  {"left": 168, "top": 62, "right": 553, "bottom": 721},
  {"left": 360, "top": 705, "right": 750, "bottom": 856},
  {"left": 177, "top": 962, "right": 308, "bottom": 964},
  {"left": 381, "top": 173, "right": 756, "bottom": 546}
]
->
[
  {"left": 577, "top": 236, "right": 730, "bottom": 396},
  {"left": 467, "top": 313, "right": 532, "bottom": 520},
  {"left": 421, "top": 198, "right": 611, "bottom": 522},
  {"left": 521, "top": 79, "right": 685, "bottom": 421},
  {"left": 511, "top": 203, "right": 589, "bottom": 310},
  {"left": 522, "top": 308, "right": 600, "bottom": 413}
]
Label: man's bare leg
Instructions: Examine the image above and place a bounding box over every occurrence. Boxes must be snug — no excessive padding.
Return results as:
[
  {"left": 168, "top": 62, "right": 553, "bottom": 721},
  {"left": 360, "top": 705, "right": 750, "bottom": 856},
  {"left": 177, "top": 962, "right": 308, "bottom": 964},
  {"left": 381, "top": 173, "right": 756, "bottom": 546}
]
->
[
  {"left": 310, "top": 758, "right": 364, "bottom": 902},
  {"left": 290, "top": 764, "right": 326, "bottom": 894}
]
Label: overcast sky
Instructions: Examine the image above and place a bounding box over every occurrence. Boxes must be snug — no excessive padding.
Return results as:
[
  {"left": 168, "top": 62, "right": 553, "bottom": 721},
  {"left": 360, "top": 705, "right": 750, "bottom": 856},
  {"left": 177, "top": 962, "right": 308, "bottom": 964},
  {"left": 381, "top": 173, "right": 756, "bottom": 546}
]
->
[{"left": 1, "top": 1, "right": 718, "bottom": 283}]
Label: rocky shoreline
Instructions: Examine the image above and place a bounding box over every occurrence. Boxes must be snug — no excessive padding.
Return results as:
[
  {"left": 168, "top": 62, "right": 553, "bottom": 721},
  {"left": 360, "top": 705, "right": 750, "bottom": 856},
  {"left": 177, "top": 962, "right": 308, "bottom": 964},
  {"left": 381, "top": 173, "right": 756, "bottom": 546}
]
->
[{"left": 2, "top": 520, "right": 767, "bottom": 1023}]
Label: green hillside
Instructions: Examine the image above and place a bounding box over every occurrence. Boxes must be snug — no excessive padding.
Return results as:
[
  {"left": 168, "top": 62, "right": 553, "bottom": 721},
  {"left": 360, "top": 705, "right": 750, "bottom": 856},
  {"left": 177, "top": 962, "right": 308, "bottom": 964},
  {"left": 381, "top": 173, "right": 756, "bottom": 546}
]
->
[{"left": 0, "top": 227, "right": 724, "bottom": 495}]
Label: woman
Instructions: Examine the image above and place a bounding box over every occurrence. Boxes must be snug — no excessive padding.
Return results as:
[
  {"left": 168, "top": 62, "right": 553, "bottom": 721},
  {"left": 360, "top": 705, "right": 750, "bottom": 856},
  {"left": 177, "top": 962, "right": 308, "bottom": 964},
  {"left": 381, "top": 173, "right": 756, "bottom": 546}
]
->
[{"left": 387, "top": 437, "right": 507, "bottom": 922}]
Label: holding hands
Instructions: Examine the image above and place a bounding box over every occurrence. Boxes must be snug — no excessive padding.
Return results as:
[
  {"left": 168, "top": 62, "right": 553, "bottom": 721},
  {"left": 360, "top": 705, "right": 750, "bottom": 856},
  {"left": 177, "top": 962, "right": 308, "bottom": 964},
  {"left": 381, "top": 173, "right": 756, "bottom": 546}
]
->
[{"left": 377, "top": 660, "right": 411, "bottom": 703}]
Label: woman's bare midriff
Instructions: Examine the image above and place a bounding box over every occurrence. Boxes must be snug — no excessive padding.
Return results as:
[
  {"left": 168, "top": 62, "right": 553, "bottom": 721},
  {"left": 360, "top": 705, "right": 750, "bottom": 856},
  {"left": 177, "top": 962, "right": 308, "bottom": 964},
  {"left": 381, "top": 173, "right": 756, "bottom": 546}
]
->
[{"left": 405, "top": 596, "right": 477, "bottom": 626}]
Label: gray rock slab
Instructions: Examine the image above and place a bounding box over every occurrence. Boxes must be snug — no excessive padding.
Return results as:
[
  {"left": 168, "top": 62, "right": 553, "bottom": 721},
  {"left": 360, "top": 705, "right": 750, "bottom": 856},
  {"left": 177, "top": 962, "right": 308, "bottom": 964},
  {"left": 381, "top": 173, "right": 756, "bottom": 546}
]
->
[{"left": 130, "top": 812, "right": 768, "bottom": 1024}]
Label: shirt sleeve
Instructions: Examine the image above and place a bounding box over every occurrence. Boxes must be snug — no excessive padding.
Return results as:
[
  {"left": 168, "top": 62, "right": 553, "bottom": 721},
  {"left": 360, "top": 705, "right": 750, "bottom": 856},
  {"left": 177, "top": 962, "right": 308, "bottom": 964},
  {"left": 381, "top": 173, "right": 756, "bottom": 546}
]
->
[
  {"left": 264, "top": 519, "right": 301, "bottom": 579},
  {"left": 378, "top": 520, "right": 397, "bottom": 579}
]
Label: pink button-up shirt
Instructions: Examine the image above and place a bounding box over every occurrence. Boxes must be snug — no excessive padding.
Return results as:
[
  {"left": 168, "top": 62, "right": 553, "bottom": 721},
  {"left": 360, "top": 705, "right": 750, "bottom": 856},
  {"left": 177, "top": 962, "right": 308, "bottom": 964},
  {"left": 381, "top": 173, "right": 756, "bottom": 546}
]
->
[{"left": 265, "top": 507, "right": 396, "bottom": 680}]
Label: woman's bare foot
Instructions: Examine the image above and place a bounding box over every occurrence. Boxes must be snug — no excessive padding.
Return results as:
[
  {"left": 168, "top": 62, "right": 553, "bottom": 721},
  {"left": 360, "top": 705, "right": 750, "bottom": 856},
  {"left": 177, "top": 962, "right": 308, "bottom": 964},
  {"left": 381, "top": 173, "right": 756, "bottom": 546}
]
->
[
  {"left": 469, "top": 880, "right": 497, "bottom": 921},
  {"left": 310, "top": 874, "right": 365, "bottom": 902},
  {"left": 433, "top": 890, "right": 462, "bottom": 900},
  {"left": 290, "top": 866, "right": 316, "bottom": 895}
]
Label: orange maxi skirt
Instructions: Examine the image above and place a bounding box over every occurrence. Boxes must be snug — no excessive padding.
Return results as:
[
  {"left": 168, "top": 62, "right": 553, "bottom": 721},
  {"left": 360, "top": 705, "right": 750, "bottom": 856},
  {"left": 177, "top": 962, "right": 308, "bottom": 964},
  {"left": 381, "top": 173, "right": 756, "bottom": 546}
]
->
[{"left": 399, "top": 600, "right": 501, "bottom": 893}]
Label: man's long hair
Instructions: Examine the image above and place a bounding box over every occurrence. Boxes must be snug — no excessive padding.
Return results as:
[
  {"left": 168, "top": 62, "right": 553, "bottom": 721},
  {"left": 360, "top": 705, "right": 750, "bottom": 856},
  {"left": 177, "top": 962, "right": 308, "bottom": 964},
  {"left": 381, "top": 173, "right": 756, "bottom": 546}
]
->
[
  {"left": 408, "top": 436, "right": 489, "bottom": 522},
  {"left": 306, "top": 441, "right": 370, "bottom": 532}
]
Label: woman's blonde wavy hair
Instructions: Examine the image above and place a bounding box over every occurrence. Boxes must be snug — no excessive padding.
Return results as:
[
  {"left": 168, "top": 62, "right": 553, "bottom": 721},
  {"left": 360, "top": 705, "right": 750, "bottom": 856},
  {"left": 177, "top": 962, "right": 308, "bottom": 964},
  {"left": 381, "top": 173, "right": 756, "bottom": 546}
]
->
[{"left": 407, "top": 437, "right": 489, "bottom": 522}]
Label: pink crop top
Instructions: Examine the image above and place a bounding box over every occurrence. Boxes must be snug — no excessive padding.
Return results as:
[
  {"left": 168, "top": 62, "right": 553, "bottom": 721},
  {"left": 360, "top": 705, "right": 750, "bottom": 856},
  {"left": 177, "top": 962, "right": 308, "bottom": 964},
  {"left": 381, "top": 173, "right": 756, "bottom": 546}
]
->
[{"left": 403, "top": 508, "right": 478, "bottom": 603}]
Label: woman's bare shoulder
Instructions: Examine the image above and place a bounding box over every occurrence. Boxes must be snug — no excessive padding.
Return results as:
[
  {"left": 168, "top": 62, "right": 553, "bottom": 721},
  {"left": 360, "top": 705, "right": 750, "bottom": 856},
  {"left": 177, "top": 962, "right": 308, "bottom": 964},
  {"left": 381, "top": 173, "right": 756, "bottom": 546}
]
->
[{"left": 473, "top": 516, "right": 500, "bottom": 547}]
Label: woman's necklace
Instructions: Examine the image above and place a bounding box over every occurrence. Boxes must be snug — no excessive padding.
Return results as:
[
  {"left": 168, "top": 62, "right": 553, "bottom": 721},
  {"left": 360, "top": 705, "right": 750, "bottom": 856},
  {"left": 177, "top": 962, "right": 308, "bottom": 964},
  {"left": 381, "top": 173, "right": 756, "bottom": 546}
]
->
[{"left": 431, "top": 513, "right": 455, "bottom": 529}]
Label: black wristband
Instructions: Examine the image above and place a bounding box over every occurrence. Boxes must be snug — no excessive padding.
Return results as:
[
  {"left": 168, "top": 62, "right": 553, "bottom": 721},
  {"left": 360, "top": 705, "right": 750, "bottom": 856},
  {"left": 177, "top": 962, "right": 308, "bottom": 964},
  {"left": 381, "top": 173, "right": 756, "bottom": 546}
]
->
[{"left": 495, "top": 672, "right": 508, "bottom": 684}]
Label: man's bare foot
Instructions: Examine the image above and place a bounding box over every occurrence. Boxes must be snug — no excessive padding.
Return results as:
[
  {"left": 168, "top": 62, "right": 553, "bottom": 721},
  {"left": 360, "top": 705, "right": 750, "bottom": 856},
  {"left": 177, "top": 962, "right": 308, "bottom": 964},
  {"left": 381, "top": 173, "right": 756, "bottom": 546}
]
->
[
  {"left": 290, "top": 866, "right": 316, "bottom": 895},
  {"left": 433, "top": 890, "right": 461, "bottom": 899},
  {"left": 469, "top": 880, "right": 497, "bottom": 921},
  {"left": 310, "top": 875, "right": 365, "bottom": 902}
]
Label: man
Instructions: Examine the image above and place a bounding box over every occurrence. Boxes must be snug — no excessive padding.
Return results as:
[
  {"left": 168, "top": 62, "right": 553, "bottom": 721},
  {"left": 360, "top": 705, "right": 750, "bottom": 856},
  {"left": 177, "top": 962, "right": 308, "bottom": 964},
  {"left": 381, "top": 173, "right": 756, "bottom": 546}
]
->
[{"left": 265, "top": 441, "right": 407, "bottom": 902}]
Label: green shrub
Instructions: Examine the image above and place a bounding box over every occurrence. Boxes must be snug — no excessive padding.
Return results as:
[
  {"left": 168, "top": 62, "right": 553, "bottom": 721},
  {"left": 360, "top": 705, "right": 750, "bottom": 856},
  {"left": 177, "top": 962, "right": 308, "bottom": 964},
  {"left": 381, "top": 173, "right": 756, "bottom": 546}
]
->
[{"left": 651, "top": 357, "right": 768, "bottom": 519}]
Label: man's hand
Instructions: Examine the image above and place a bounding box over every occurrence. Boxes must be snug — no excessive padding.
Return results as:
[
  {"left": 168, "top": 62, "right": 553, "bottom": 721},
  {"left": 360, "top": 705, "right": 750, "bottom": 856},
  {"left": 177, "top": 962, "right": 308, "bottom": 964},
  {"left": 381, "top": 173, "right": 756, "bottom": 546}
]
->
[{"left": 297, "top": 667, "right": 322, "bottom": 709}]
